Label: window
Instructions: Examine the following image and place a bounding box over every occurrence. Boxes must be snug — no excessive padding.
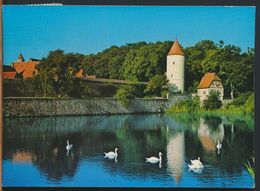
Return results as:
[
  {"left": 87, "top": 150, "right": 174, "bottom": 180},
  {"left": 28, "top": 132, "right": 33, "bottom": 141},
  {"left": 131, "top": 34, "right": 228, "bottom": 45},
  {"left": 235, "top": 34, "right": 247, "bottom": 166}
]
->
[
  {"left": 173, "top": 61, "right": 175, "bottom": 65},
  {"left": 171, "top": 74, "right": 173, "bottom": 78}
]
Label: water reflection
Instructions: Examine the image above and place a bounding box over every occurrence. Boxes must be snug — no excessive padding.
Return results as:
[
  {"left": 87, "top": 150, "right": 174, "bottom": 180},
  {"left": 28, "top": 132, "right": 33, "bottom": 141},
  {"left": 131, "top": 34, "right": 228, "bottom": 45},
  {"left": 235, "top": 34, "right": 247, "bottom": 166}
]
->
[
  {"left": 167, "top": 131, "right": 185, "bottom": 184},
  {"left": 3, "top": 114, "right": 254, "bottom": 187},
  {"left": 198, "top": 116, "right": 224, "bottom": 152}
]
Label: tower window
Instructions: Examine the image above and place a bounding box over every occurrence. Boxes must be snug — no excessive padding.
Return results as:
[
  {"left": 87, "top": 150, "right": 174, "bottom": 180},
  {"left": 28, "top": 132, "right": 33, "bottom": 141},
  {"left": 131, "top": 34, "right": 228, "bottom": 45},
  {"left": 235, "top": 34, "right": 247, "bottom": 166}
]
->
[
  {"left": 171, "top": 74, "right": 173, "bottom": 78},
  {"left": 173, "top": 61, "right": 175, "bottom": 65}
]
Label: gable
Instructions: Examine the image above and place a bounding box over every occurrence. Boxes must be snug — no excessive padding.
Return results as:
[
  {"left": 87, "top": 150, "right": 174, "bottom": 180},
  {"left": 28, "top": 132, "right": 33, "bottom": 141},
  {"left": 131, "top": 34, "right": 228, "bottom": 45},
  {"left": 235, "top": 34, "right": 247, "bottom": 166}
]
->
[{"left": 198, "top": 73, "right": 221, "bottom": 89}]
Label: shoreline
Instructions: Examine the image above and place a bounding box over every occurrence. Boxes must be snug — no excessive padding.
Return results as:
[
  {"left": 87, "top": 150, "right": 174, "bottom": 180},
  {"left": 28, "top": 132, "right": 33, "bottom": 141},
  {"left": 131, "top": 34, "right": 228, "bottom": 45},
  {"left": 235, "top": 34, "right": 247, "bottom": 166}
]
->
[{"left": 3, "top": 96, "right": 188, "bottom": 117}]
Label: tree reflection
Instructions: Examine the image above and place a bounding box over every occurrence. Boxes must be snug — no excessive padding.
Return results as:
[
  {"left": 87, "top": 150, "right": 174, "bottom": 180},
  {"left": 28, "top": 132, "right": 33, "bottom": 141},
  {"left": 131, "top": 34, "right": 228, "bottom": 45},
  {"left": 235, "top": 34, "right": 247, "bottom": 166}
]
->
[{"left": 3, "top": 113, "right": 254, "bottom": 183}]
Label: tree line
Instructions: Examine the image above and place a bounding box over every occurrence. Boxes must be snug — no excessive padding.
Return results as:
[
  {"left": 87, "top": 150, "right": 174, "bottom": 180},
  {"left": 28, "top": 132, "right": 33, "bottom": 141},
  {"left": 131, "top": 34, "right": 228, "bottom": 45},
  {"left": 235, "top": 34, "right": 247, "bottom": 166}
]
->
[
  {"left": 13, "top": 40, "right": 254, "bottom": 98},
  {"left": 83, "top": 40, "right": 254, "bottom": 98}
]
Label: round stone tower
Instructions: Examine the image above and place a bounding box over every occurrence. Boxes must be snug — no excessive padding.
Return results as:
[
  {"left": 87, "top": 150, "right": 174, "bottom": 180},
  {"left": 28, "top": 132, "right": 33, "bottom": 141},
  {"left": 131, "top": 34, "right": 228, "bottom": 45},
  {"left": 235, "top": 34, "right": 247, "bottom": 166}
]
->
[{"left": 166, "top": 39, "right": 185, "bottom": 93}]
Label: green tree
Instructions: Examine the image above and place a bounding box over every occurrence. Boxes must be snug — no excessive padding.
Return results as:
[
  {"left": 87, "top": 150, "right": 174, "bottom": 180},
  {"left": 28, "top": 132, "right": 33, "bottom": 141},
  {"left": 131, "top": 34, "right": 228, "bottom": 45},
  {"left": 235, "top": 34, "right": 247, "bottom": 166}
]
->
[
  {"left": 144, "top": 75, "right": 168, "bottom": 97},
  {"left": 27, "top": 50, "right": 90, "bottom": 98},
  {"left": 114, "top": 85, "right": 136, "bottom": 107},
  {"left": 203, "top": 90, "right": 222, "bottom": 110}
]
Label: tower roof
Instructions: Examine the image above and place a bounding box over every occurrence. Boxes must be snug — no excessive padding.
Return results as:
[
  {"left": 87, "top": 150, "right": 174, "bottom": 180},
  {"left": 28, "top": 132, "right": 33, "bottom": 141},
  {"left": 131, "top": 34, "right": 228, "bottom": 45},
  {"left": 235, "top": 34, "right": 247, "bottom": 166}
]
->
[
  {"left": 18, "top": 53, "right": 25, "bottom": 62},
  {"left": 168, "top": 40, "right": 184, "bottom": 56}
]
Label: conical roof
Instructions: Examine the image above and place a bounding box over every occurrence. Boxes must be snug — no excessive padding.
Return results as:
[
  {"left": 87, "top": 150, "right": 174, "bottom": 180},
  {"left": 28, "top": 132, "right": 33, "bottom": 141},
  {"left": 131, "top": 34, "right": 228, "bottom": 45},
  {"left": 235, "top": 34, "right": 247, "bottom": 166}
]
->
[{"left": 168, "top": 40, "right": 184, "bottom": 56}]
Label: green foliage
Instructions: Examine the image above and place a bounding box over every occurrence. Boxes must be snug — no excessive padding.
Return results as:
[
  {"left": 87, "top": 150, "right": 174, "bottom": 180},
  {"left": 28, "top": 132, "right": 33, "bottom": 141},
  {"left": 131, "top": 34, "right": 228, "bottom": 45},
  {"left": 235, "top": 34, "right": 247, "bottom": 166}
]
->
[
  {"left": 185, "top": 40, "right": 254, "bottom": 97},
  {"left": 26, "top": 50, "right": 90, "bottom": 98},
  {"left": 244, "top": 94, "right": 254, "bottom": 113},
  {"left": 114, "top": 85, "right": 136, "bottom": 107},
  {"left": 203, "top": 90, "right": 222, "bottom": 110},
  {"left": 84, "top": 40, "right": 253, "bottom": 97},
  {"left": 144, "top": 75, "right": 168, "bottom": 97},
  {"left": 225, "top": 92, "right": 253, "bottom": 108},
  {"left": 82, "top": 41, "right": 172, "bottom": 82},
  {"left": 7, "top": 40, "right": 254, "bottom": 99},
  {"left": 224, "top": 92, "right": 254, "bottom": 114},
  {"left": 245, "top": 157, "right": 255, "bottom": 180},
  {"left": 168, "top": 84, "right": 179, "bottom": 94},
  {"left": 168, "top": 96, "right": 200, "bottom": 113}
]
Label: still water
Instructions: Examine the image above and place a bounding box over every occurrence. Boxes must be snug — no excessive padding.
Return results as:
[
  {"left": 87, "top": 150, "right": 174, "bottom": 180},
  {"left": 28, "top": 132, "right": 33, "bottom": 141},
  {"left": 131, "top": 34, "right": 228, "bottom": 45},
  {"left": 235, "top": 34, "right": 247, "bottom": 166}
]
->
[{"left": 3, "top": 114, "right": 254, "bottom": 187}]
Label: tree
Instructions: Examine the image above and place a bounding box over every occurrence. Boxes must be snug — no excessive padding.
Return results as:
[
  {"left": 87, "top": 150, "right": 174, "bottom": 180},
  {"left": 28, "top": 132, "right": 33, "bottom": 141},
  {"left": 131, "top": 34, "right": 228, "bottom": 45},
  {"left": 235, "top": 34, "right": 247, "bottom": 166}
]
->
[
  {"left": 203, "top": 90, "right": 222, "bottom": 110},
  {"left": 144, "top": 75, "right": 168, "bottom": 97},
  {"left": 114, "top": 85, "right": 137, "bottom": 107},
  {"left": 27, "top": 50, "right": 90, "bottom": 98}
]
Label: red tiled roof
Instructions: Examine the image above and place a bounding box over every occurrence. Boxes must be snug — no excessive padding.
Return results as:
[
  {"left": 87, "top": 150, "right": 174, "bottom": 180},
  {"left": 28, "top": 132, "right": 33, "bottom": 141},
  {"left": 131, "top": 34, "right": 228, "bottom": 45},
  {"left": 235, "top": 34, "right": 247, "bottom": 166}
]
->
[
  {"left": 3, "top": 71, "right": 17, "bottom": 79},
  {"left": 13, "top": 60, "right": 40, "bottom": 78},
  {"left": 168, "top": 40, "right": 184, "bottom": 56},
  {"left": 198, "top": 72, "right": 221, "bottom": 89},
  {"left": 76, "top": 69, "right": 85, "bottom": 78}
]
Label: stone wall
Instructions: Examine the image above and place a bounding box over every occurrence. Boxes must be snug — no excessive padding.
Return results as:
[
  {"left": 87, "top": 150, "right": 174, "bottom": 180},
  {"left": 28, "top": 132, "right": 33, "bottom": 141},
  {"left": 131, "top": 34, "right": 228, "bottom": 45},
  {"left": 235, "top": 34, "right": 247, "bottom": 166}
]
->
[{"left": 3, "top": 96, "right": 189, "bottom": 117}]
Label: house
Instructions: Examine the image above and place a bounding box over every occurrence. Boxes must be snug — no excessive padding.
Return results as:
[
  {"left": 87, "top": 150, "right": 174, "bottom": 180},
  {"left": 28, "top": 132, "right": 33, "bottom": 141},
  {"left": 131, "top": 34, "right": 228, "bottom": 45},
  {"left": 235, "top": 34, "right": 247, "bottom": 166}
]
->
[
  {"left": 12, "top": 54, "right": 41, "bottom": 78},
  {"left": 11, "top": 53, "right": 86, "bottom": 79},
  {"left": 197, "top": 72, "right": 224, "bottom": 102}
]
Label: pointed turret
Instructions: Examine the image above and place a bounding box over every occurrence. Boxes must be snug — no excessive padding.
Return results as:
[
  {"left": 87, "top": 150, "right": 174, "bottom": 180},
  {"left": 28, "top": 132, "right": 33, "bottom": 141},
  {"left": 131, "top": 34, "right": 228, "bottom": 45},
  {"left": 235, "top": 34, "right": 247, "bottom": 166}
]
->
[
  {"left": 166, "top": 39, "right": 185, "bottom": 93},
  {"left": 168, "top": 40, "right": 184, "bottom": 56},
  {"left": 17, "top": 53, "right": 25, "bottom": 62}
]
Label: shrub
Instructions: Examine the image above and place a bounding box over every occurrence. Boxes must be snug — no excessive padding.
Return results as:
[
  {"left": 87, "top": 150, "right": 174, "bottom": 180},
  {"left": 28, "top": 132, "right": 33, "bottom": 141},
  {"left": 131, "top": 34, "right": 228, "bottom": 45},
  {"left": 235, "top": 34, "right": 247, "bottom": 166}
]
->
[
  {"left": 114, "top": 85, "right": 136, "bottom": 107},
  {"left": 203, "top": 90, "right": 222, "bottom": 110},
  {"left": 244, "top": 94, "right": 254, "bottom": 113},
  {"left": 225, "top": 92, "right": 253, "bottom": 109},
  {"left": 144, "top": 75, "right": 168, "bottom": 97},
  {"left": 168, "top": 96, "right": 200, "bottom": 113}
]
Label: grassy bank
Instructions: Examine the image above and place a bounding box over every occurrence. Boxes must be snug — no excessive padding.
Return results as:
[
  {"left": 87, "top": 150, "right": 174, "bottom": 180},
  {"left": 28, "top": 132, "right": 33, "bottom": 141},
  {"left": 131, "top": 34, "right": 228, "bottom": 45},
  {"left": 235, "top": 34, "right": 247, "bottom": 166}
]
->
[{"left": 167, "top": 92, "right": 254, "bottom": 115}]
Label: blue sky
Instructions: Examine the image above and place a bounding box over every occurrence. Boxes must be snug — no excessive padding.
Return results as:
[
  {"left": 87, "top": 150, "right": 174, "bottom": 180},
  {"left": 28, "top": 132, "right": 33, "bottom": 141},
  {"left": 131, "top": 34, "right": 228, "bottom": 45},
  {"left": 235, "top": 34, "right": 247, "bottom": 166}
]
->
[{"left": 3, "top": 5, "right": 256, "bottom": 65}]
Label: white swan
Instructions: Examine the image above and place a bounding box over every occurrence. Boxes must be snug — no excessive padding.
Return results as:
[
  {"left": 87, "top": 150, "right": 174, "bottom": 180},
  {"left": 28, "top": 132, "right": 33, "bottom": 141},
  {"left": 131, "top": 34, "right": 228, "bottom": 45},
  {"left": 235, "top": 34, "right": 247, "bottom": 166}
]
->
[
  {"left": 66, "top": 140, "right": 73, "bottom": 151},
  {"left": 189, "top": 157, "right": 204, "bottom": 169},
  {"left": 191, "top": 157, "right": 203, "bottom": 166},
  {"left": 146, "top": 152, "right": 163, "bottom": 164},
  {"left": 216, "top": 140, "right": 222, "bottom": 150},
  {"left": 104, "top": 148, "right": 118, "bottom": 159},
  {"left": 188, "top": 166, "right": 203, "bottom": 174}
]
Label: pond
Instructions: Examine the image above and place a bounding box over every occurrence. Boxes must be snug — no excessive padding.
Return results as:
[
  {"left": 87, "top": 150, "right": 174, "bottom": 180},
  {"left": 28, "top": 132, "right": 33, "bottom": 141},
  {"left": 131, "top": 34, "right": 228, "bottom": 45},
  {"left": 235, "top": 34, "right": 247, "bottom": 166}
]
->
[{"left": 2, "top": 113, "right": 254, "bottom": 188}]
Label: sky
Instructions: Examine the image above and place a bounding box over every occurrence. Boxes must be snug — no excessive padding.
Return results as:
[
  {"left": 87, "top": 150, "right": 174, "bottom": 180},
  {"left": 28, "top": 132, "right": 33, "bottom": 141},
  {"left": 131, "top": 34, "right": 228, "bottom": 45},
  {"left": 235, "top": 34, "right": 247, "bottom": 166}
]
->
[{"left": 3, "top": 5, "right": 256, "bottom": 65}]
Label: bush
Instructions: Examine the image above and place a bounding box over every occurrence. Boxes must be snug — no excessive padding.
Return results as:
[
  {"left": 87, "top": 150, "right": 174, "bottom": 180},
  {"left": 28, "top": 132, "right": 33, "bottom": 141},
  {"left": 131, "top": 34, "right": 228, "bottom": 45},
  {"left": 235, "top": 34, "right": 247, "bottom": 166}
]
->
[
  {"left": 224, "top": 92, "right": 254, "bottom": 114},
  {"left": 225, "top": 92, "right": 253, "bottom": 109},
  {"left": 168, "top": 96, "right": 200, "bottom": 113},
  {"left": 144, "top": 75, "right": 168, "bottom": 97},
  {"left": 203, "top": 90, "right": 222, "bottom": 110},
  {"left": 114, "top": 85, "right": 136, "bottom": 107},
  {"left": 244, "top": 94, "right": 254, "bottom": 113}
]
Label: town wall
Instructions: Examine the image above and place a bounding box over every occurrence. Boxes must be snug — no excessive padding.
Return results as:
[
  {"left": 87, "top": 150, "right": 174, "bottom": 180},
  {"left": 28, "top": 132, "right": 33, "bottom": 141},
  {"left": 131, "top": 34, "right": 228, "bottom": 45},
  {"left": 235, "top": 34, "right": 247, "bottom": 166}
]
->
[{"left": 4, "top": 96, "right": 189, "bottom": 117}]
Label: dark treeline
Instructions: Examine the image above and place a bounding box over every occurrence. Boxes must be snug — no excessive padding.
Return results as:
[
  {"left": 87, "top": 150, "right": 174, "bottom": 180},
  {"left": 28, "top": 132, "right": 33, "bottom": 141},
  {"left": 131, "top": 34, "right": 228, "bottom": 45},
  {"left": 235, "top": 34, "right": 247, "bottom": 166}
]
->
[
  {"left": 83, "top": 41, "right": 172, "bottom": 82},
  {"left": 82, "top": 40, "right": 254, "bottom": 98},
  {"left": 4, "top": 40, "right": 254, "bottom": 99}
]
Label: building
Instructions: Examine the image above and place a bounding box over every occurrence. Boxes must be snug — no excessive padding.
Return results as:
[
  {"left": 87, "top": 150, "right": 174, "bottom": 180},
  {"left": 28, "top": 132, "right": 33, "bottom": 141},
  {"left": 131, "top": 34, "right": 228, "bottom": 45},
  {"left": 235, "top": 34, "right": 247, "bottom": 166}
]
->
[
  {"left": 12, "top": 53, "right": 41, "bottom": 79},
  {"left": 10, "top": 53, "right": 86, "bottom": 79},
  {"left": 3, "top": 65, "right": 17, "bottom": 79},
  {"left": 3, "top": 72, "right": 17, "bottom": 79},
  {"left": 197, "top": 72, "right": 224, "bottom": 102},
  {"left": 166, "top": 40, "right": 185, "bottom": 93}
]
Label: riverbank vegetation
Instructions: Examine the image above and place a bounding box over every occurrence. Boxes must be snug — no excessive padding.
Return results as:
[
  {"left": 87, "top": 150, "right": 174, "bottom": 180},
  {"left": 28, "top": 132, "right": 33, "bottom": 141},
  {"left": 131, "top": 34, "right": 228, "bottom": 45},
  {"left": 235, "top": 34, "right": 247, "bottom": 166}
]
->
[{"left": 168, "top": 91, "right": 254, "bottom": 114}]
